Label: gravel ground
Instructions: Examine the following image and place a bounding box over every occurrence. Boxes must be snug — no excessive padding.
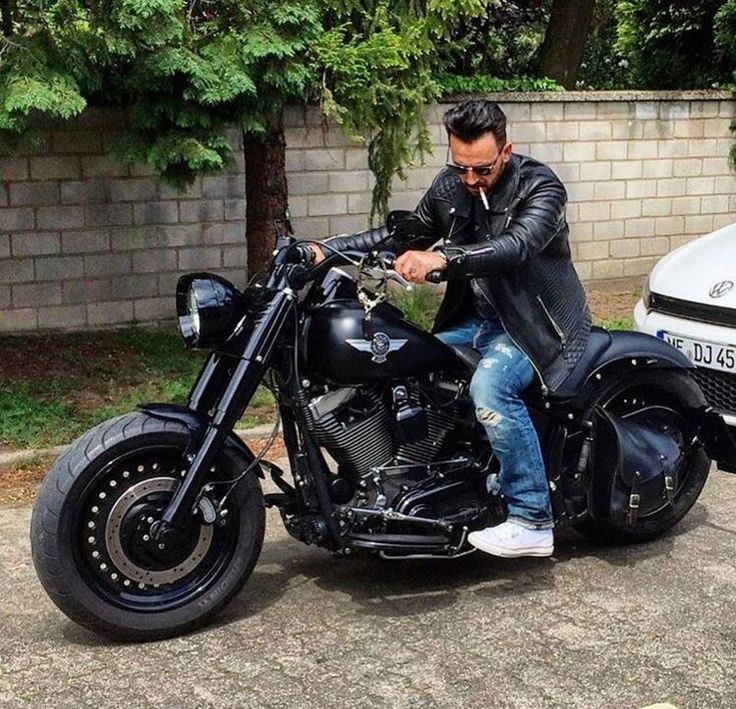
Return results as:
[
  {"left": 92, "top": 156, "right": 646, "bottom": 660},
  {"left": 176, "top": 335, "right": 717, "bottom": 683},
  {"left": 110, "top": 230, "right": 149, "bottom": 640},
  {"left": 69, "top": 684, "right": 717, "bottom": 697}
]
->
[{"left": 1, "top": 463, "right": 735, "bottom": 708}]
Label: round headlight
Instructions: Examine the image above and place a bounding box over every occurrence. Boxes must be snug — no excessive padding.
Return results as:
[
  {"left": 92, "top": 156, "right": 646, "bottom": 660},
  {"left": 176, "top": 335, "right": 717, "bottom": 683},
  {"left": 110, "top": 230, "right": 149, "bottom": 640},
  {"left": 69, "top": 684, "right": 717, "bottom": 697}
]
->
[{"left": 176, "top": 273, "right": 244, "bottom": 348}]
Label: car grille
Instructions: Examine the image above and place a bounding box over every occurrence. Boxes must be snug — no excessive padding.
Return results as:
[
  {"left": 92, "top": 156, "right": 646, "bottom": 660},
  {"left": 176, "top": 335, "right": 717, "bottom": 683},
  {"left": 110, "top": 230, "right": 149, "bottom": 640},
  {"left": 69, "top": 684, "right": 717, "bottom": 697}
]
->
[
  {"left": 691, "top": 368, "right": 736, "bottom": 415},
  {"left": 649, "top": 292, "right": 736, "bottom": 328}
]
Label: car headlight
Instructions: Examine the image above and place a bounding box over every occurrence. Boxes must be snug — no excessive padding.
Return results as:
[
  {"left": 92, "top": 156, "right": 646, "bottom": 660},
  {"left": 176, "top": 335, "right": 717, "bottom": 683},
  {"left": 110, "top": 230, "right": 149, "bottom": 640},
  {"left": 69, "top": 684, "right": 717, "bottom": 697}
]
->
[
  {"left": 642, "top": 273, "right": 651, "bottom": 310},
  {"left": 176, "top": 273, "right": 244, "bottom": 348}
]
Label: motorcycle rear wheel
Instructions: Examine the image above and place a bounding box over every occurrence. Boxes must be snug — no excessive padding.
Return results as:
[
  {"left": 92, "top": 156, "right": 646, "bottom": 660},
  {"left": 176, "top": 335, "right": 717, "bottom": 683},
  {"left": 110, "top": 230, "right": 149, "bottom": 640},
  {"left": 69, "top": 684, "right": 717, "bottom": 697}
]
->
[
  {"left": 575, "top": 369, "right": 710, "bottom": 544},
  {"left": 31, "top": 412, "right": 265, "bottom": 640}
]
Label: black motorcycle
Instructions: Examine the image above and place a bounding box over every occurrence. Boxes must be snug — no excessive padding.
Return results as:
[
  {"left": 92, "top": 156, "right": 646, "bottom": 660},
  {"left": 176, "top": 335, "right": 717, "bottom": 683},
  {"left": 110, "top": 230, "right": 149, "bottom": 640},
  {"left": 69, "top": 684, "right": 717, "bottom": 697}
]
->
[{"left": 31, "top": 214, "right": 736, "bottom": 640}]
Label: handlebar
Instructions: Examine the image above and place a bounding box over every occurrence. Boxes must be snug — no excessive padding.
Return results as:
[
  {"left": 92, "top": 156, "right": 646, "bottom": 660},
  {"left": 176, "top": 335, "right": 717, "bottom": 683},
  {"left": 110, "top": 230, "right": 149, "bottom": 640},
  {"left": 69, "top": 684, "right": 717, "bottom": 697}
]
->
[
  {"left": 284, "top": 243, "right": 317, "bottom": 267},
  {"left": 282, "top": 241, "right": 446, "bottom": 288}
]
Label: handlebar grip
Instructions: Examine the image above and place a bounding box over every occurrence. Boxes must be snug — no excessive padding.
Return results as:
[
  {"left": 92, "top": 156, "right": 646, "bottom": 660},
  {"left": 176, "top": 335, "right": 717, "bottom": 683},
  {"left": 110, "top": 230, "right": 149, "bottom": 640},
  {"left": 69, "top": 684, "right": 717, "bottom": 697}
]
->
[
  {"left": 286, "top": 243, "right": 316, "bottom": 266},
  {"left": 377, "top": 251, "right": 396, "bottom": 269},
  {"left": 426, "top": 269, "right": 447, "bottom": 284}
]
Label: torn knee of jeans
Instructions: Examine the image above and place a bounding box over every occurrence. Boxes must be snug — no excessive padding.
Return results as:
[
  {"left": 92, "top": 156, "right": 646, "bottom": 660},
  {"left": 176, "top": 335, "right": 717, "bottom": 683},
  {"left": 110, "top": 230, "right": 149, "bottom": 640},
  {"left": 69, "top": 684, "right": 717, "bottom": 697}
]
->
[
  {"left": 493, "top": 342, "right": 515, "bottom": 359},
  {"left": 479, "top": 357, "right": 496, "bottom": 369},
  {"left": 476, "top": 406, "right": 503, "bottom": 426}
]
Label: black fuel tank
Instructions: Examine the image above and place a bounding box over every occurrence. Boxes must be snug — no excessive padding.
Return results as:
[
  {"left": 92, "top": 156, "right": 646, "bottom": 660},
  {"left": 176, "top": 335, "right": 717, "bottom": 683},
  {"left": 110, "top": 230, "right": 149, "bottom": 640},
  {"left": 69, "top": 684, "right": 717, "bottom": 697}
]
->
[{"left": 301, "top": 270, "right": 458, "bottom": 384}]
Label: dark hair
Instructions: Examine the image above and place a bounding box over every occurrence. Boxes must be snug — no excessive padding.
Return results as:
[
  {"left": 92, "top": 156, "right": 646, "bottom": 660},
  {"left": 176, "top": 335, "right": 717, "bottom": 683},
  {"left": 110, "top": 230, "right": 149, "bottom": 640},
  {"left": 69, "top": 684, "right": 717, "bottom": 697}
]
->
[{"left": 443, "top": 99, "right": 507, "bottom": 145}]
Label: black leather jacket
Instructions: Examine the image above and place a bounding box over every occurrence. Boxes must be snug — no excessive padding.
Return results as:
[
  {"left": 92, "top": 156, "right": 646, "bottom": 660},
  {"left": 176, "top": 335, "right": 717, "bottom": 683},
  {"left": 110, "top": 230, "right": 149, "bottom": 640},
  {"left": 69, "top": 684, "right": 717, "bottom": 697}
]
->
[{"left": 326, "top": 153, "right": 591, "bottom": 393}]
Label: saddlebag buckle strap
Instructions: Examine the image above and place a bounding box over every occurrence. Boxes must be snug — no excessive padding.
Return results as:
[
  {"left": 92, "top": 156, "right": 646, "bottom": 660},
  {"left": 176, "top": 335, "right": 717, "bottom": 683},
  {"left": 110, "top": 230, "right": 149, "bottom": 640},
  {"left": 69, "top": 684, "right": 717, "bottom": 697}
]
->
[
  {"left": 627, "top": 471, "right": 641, "bottom": 526},
  {"left": 664, "top": 474, "right": 675, "bottom": 505}
]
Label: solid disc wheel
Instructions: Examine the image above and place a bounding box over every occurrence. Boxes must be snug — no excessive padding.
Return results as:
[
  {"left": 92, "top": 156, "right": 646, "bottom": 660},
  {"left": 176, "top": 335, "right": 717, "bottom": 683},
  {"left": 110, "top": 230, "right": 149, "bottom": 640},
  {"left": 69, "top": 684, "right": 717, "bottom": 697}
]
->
[
  {"left": 31, "top": 412, "right": 265, "bottom": 640},
  {"left": 576, "top": 369, "right": 710, "bottom": 544}
]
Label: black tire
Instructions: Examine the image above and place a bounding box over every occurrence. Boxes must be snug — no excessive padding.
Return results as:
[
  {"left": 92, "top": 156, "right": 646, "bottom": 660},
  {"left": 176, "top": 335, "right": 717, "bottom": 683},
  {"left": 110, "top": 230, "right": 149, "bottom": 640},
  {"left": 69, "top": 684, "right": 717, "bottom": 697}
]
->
[
  {"left": 30, "top": 412, "right": 265, "bottom": 641},
  {"left": 575, "top": 369, "right": 710, "bottom": 544}
]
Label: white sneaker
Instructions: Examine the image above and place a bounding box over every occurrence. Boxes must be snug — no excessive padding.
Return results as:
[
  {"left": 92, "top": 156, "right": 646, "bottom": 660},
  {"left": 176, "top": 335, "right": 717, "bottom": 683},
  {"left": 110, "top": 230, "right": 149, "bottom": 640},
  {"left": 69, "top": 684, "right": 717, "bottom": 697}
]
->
[{"left": 468, "top": 520, "right": 554, "bottom": 558}]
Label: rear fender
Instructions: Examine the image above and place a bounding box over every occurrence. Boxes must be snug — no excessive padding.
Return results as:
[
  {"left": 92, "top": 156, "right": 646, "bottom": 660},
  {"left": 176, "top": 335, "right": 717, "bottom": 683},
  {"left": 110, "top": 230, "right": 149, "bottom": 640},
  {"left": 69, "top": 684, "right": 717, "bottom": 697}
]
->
[
  {"left": 585, "top": 331, "right": 693, "bottom": 387},
  {"left": 137, "top": 403, "right": 264, "bottom": 478},
  {"left": 562, "top": 331, "right": 694, "bottom": 407}
]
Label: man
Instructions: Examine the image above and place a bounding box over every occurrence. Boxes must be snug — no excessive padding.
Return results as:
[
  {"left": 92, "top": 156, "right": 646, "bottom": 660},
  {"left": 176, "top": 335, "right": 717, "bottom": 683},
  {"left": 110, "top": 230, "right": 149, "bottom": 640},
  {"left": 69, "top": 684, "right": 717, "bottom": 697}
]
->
[{"left": 310, "top": 99, "right": 591, "bottom": 558}]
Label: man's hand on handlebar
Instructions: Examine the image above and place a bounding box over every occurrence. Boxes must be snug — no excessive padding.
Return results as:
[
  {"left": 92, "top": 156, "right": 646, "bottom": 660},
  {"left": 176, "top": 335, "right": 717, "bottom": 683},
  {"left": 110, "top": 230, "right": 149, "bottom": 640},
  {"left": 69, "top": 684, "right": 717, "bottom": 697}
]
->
[{"left": 394, "top": 250, "right": 447, "bottom": 284}]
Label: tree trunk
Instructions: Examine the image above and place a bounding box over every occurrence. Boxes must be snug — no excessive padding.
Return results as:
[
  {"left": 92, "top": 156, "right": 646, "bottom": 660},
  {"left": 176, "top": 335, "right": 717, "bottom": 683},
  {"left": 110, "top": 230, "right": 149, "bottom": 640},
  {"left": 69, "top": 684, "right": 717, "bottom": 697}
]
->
[
  {"left": 243, "top": 113, "right": 290, "bottom": 279},
  {"left": 537, "top": 0, "right": 597, "bottom": 89},
  {"left": 1, "top": 0, "right": 15, "bottom": 36}
]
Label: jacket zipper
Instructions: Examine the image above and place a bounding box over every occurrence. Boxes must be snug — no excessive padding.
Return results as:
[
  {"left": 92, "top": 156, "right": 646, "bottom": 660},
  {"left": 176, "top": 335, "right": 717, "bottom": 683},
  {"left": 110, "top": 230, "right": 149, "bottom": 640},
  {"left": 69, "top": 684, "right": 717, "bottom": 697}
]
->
[
  {"left": 476, "top": 279, "right": 549, "bottom": 396},
  {"left": 446, "top": 205, "right": 550, "bottom": 396},
  {"left": 536, "top": 295, "right": 567, "bottom": 345},
  {"left": 445, "top": 213, "right": 459, "bottom": 243}
]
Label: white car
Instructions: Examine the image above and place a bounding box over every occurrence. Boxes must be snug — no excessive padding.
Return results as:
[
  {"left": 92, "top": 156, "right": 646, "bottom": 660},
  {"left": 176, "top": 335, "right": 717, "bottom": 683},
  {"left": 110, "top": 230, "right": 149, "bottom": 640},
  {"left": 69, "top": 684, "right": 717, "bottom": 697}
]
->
[{"left": 634, "top": 222, "right": 736, "bottom": 429}]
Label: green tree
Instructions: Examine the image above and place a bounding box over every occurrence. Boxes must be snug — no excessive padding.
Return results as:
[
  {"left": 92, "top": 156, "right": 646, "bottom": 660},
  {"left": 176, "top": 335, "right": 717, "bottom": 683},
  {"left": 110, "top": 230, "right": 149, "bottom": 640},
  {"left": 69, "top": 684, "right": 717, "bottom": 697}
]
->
[
  {"left": 575, "top": 0, "right": 631, "bottom": 90},
  {"left": 446, "top": 1, "right": 548, "bottom": 79},
  {"left": 444, "top": 0, "right": 599, "bottom": 91},
  {"left": 537, "top": 0, "right": 597, "bottom": 88},
  {"left": 0, "top": 0, "right": 490, "bottom": 275},
  {"left": 616, "top": 0, "right": 734, "bottom": 89}
]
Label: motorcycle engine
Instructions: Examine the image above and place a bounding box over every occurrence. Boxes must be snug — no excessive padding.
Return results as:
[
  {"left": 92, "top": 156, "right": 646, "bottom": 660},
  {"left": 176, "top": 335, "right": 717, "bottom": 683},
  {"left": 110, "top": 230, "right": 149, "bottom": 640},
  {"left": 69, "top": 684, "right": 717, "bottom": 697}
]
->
[{"left": 308, "top": 379, "right": 466, "bottom": 478}]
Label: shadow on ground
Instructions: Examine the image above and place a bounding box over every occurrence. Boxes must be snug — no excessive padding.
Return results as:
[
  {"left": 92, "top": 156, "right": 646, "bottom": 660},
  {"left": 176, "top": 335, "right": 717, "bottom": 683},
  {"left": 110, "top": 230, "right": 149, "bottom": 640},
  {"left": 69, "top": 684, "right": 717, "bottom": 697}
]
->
[{"left": 61, "top": 500, "right": 708, "bottom": 647}]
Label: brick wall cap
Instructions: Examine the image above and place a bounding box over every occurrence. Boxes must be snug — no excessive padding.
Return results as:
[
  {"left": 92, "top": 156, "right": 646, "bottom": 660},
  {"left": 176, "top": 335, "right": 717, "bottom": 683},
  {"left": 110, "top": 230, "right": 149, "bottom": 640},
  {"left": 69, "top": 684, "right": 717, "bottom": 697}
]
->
[{"left": 440, "top": 90, "right": 734, "bottom": 103}]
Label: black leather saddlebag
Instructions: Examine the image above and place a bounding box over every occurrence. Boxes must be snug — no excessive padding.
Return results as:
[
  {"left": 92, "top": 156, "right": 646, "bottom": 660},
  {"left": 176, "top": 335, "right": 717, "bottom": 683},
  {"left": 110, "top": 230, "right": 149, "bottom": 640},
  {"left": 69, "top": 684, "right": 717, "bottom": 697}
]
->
[{"left": 588, "top": 406, "right": 684, "bottom": 524}]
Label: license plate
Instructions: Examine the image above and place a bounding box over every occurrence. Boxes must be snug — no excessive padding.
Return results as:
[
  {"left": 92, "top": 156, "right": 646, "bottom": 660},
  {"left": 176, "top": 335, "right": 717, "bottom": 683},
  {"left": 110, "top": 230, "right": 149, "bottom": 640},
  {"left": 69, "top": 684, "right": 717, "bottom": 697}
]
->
[{"left": 657, "top": 330, "right": 736, "bottom": 374}]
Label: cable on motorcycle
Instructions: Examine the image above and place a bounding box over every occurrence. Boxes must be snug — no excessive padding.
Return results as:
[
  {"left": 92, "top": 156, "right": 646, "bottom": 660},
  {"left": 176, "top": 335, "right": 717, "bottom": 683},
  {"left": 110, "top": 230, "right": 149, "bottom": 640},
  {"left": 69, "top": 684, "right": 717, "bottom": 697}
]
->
[{"left": 205, "top": 411, "right": 282, "bottom": 510}]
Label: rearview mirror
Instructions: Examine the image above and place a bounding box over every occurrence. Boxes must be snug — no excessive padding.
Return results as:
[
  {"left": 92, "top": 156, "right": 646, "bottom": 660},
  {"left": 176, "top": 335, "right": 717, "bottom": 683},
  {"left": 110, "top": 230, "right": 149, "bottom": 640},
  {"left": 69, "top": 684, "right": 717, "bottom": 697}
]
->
[{"left": 386, "top": 210, "right": 427, "bottom": 241}]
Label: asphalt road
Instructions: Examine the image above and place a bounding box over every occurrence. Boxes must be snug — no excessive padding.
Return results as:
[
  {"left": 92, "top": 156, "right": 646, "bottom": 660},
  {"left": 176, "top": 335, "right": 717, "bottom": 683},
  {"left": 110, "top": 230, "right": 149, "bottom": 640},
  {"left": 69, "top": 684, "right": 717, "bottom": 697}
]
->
[{"left": 1, "top": 466, "right": 735, "bottom": 709}]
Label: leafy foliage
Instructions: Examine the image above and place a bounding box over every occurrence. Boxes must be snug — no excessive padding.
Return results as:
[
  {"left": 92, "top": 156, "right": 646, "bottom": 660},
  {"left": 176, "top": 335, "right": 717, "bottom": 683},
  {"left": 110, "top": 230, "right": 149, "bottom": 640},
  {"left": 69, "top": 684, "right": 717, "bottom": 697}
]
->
[
  {"left": 387, "top": 283, "right": 441, "bottom": 331},
  {"left": 446, "top": 1, "right": 548, "bottom": 79},
  {"left": 616, "top": 0, "right": 734, "bottom": 89},
  {"left": 436, "top": 73, "right": 563, "bottom": 95},
  {"left": 0, "top": 1, "right": 321, "bottom": 186},
  {"left": 1, "top": 0, "right": 493, "bottom": 215},
  {"left": 714, "top": 0, "right": 736, "bottom": 167},
  {"left": 311, "top": 0, "right": 492, "bottom": 217},
  {"left": 2, "top": 0, "right": 734, "bottom": 223},
  {"left": 575, "top": 0, "right": 632, "bottom": 90}
]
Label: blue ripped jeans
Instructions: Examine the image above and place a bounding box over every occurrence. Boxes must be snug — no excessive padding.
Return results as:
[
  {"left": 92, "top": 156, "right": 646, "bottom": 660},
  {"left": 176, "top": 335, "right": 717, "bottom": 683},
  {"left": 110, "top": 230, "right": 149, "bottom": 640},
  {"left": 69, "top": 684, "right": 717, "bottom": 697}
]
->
[{"left": 436, "top": 314, "right": 554, "bottom": 529}]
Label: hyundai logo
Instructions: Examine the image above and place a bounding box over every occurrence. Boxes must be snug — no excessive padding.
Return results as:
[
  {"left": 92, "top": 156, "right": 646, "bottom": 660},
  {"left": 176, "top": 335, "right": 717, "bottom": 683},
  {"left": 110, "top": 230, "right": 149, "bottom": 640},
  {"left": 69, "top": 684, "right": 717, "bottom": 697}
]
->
[{"left": 709, "top": 281, "right": 734, "bottom": 298}]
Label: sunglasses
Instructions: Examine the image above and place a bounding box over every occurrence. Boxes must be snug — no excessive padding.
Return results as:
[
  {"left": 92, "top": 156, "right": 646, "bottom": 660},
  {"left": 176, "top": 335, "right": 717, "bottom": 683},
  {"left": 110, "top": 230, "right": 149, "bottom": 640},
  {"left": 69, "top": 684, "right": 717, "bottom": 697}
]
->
[{"left": 446, "top": 150, "right": 503, "bottom": 177}]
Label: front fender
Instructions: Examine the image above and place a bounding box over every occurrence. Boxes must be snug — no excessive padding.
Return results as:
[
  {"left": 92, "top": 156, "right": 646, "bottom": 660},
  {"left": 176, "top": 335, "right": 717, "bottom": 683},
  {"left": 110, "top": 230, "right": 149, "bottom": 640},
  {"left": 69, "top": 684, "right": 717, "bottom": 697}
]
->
[{"left": 137, "top": 403, "right": 264, "bottom": 478}]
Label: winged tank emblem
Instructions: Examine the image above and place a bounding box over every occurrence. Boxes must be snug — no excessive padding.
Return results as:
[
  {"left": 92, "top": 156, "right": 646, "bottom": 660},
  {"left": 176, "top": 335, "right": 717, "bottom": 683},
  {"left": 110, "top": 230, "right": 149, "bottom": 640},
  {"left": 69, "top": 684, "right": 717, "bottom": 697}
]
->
[{"left": 346, "top": 332, "right": 408, "bottom": 364}]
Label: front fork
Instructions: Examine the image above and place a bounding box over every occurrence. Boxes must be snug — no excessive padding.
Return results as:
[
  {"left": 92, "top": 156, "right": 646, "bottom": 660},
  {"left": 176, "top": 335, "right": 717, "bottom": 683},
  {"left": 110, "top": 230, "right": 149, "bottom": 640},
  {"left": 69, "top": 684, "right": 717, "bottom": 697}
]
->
[{"left": 155, "top": 289, "right": 297, "bottom": 535}]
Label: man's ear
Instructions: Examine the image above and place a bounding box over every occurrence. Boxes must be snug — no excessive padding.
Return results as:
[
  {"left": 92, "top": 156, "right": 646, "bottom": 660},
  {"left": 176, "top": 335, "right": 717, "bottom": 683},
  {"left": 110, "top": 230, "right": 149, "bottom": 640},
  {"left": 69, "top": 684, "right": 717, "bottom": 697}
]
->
[{"left": 502, "top": 142, "right": 513, "bottom": 163}]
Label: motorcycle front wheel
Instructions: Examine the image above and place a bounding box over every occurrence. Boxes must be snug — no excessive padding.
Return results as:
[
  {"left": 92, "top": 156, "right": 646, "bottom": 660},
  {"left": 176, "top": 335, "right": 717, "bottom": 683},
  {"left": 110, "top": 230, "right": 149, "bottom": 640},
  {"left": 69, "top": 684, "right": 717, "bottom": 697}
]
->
[{"left": 31, "top": 412, "right": 265, "bottom": 641}]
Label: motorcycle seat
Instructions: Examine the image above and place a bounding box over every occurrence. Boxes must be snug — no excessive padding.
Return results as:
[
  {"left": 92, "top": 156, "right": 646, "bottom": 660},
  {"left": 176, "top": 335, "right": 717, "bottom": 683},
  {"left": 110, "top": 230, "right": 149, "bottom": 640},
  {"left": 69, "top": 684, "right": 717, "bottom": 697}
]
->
[
  {"left": 548, "top": 327, "right": 613, "bottom": 398},
  {"left": 448, "top": 326, "right": 614, "bottom": 398}
]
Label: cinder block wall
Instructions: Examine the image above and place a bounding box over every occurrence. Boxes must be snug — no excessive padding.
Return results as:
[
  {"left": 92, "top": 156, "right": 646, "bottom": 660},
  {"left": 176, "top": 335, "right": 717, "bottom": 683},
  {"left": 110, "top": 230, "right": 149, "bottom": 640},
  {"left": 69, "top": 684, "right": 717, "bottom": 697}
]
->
[
  {"left": 0, "top": 109, "right": 247, "bottom": 332},
  {"left": 285, "top": 91, "right": 736, "bottom": 283},
  {"left": 1, "top": 91, "right": 734, "bottom": 333}
]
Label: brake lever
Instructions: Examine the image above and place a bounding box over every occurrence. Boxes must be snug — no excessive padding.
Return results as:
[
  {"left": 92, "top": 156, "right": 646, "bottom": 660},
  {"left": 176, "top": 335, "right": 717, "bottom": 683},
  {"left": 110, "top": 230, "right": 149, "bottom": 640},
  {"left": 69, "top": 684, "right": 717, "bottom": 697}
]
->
[
  {"left": 374, "top": 251, "right": 413, "bottom": 291},
  {"left": 387, "top": 270, "right": 413, "bottom": 291}
]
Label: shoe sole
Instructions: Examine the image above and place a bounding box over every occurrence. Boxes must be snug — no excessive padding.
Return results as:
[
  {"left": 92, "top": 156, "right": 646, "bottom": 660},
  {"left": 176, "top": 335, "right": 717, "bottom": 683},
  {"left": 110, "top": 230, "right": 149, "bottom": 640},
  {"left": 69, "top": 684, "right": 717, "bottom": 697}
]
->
[{"left": 468, "top": 534, "right": 553, "bottom": 558}]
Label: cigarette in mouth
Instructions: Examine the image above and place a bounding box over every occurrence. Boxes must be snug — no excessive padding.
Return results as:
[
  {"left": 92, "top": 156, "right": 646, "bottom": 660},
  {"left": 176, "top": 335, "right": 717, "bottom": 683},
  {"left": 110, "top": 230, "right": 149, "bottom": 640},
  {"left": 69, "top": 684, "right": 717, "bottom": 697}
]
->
[{"left": 480, "top": 191, "right": 490, "bottom": 210}]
